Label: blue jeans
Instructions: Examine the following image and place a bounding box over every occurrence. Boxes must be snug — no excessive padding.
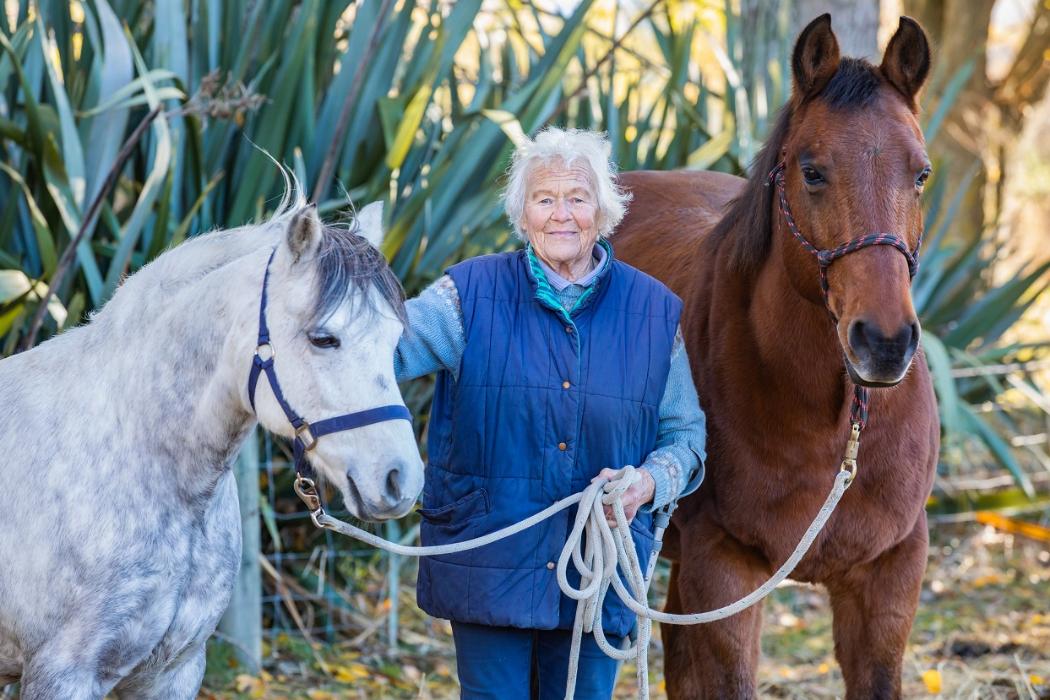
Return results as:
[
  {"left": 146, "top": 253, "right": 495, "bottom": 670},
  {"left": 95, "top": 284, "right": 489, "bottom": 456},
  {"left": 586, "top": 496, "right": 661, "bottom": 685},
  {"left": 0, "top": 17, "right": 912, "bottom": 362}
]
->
[{"left": 450, "top": 621, "right": 622, "bottom": 699}]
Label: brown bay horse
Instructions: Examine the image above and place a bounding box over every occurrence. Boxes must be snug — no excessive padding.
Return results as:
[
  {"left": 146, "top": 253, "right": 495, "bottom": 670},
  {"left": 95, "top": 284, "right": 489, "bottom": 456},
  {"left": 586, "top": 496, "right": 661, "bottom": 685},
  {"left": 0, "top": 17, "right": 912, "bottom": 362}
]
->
[{"left": 615, "top": 15, "right": 940, "bottom": 699}]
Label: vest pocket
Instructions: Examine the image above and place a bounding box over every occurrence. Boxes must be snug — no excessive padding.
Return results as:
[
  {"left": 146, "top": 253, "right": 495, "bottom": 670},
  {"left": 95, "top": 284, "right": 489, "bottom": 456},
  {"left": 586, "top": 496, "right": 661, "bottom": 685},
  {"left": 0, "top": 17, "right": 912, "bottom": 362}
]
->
[{"left": 419, "top": 488, "right": 490, "bottom": 528}]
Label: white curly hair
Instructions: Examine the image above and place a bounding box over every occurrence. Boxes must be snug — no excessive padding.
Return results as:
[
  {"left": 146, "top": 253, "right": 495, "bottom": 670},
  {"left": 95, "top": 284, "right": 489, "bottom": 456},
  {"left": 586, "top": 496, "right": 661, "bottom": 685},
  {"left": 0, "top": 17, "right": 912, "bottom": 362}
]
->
[{"left": 503, "top": 127, "right": 631, "bottom": 241}]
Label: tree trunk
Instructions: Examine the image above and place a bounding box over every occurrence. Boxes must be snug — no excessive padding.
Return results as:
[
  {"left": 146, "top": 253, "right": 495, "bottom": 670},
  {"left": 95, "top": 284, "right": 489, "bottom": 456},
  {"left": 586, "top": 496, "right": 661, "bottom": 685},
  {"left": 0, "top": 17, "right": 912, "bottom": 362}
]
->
[
  {"left": 904, "top": 0, "right": 1050, "bottom": 248},
  {"left": 792, "top": 0, "right": 880, "bottom": 59}
]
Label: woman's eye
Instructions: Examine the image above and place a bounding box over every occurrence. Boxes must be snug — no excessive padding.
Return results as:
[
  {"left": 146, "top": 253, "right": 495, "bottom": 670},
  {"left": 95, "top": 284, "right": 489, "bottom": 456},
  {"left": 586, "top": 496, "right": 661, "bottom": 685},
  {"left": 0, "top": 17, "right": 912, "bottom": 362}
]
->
[
  {"left": 915, "top": 167, "right": 932, "bottom": 189},
  {"left": 801, "top": 165, "right": 825, "bottom": 185},
  {"left": 309, "top": 333, "right": 341, "bottom": 349}
]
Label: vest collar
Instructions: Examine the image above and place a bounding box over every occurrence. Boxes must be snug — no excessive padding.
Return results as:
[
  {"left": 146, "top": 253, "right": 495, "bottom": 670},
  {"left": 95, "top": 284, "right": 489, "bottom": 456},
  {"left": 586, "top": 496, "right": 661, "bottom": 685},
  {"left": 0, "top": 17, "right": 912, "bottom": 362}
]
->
[{"left": 523, "top": 239, "right": 615, "bottom": 322}]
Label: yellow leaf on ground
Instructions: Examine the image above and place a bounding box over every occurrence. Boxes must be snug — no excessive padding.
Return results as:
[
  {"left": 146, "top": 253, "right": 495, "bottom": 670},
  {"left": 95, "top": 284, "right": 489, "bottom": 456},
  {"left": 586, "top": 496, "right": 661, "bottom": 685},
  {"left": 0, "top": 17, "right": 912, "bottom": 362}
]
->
[
  {"left": 818, "top": 663, "right": 830, "bottom": 674},
  {"left": 333, "top": 662, "right": 372, "bottom": 683},
  {"left": 921, "top": 669, "right": 942, "bottom": 694},
  {"left": 234, "top": 674, "right": 260, "bottom": 693},
  {"left": 972, "top": 574, "right": 1006, "bottom": 588},
  {"left": 307, "top": 691, "right": 338, "bottom": 700},
  {"left": 1031, "top": 674, "right": 1045, "bottom": 685}
]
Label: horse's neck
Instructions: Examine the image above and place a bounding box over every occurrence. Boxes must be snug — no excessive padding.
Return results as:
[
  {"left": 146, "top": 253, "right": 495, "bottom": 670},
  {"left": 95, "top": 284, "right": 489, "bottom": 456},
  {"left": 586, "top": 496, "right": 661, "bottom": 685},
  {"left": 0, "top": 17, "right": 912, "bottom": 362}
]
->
[
  {"left": 733, "top": 232, "right": 848, "bottom": 424},
  {"left": 120, "top": 222, "right": 282, "bottom": 299},
  {"left": 102, "top": 249, "right": 266, "bottom": 501}
]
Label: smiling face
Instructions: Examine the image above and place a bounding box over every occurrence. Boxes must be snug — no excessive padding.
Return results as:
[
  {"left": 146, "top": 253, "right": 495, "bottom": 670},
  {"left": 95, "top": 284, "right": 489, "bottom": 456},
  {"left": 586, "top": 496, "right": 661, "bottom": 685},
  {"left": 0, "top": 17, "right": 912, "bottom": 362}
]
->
[{"left": 521, "top": 160, "right": 600, "bottom": 280}]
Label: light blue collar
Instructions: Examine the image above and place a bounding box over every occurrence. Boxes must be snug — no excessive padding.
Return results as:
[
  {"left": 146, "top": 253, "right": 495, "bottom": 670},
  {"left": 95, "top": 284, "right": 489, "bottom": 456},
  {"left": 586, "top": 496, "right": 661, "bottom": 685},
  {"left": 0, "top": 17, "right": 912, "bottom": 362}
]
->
[{"left": 535, "top": 243, "right": 608, "bottom": 291}]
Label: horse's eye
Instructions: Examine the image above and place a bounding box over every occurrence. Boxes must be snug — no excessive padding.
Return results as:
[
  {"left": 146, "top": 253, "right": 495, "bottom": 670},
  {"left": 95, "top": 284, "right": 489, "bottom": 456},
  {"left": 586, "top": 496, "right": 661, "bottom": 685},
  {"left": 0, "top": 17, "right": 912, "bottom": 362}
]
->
[
  {"left": 915, "top": 167, "right": 932, "bottom": 190},
  {"left": 308, "top": 333, "right": 341, "bottom": 349},
  {"left": 801, "top": 165, "right": 825, "bottom": 186}
]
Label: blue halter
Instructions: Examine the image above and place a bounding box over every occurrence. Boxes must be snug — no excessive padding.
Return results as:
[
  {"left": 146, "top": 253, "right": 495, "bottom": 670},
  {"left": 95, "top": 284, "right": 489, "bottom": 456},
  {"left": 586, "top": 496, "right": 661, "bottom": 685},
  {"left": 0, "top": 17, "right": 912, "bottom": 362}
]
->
[{"left": 247, "top": 248, "right": 411, "bottom": 484}]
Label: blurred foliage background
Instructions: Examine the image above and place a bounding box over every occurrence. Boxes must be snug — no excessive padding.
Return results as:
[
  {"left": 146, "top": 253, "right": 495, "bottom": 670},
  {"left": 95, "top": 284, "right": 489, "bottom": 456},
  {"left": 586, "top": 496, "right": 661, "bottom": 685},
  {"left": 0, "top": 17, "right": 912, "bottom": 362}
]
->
[
  {"left": 0, "top": 0, "right": 1046, "bottom": 504},
  {"left": 0, "top": 0, "right": 1047, "bottom": 696}
]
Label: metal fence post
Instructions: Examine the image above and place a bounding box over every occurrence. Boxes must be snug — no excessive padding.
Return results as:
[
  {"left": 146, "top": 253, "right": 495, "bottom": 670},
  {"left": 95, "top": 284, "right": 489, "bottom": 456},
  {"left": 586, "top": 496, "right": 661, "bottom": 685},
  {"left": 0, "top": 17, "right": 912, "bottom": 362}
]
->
[
  {"left": 219, "top": 428, "right": 262, "bottom": 671},
  {"left": 386, "top": 519, "right": 401, "bottom": 650}
]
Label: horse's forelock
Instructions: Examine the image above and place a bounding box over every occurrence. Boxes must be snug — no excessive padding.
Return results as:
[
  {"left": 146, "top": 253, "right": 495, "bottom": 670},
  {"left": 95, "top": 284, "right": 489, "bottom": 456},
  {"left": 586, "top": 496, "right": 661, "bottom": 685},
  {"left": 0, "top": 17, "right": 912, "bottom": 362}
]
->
[{"left": 311, "top": 221, "right": 406, "bottom": 329}]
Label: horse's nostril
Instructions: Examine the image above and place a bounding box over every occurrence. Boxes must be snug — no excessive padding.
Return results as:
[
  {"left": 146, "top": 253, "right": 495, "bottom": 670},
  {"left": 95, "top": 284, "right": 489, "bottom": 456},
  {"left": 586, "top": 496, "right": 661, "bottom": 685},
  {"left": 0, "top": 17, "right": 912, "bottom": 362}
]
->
[
  {"left": 907, "top": 321, "right": 921, "bottom": 352},
  {"left": 385, "top": 466, "right": 405, "bottom": 504},
  {"left": 848, "top": 319, "right": 871, "bottom": 359}
]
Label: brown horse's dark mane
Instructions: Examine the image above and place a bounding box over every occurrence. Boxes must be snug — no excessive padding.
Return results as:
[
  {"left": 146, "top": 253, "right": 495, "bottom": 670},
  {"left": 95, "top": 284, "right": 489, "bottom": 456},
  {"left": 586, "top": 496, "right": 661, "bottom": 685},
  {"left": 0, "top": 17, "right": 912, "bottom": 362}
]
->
[{"left": 715, "top": 57, "right": 885, "bottom": 275}]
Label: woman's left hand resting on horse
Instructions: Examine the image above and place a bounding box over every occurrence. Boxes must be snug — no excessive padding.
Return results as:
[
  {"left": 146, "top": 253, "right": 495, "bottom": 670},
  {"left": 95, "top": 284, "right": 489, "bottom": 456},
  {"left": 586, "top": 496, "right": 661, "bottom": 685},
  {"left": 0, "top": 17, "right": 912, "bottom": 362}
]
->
[{"left": 593, "top": 466, "right": 655, "bottom": 526}]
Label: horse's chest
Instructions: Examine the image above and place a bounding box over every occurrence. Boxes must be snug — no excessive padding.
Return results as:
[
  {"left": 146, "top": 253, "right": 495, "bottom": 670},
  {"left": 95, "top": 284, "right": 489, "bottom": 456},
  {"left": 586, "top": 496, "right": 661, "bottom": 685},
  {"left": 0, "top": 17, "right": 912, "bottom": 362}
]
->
[
  {"left": 90, "top": 476, "right": 240, "bottom": 675},
  {"left": 147, "top": 474, "right": 241, "bottom": 658},
  {"left": 714, "top": 441, "right": 929, "bottom": 579}
]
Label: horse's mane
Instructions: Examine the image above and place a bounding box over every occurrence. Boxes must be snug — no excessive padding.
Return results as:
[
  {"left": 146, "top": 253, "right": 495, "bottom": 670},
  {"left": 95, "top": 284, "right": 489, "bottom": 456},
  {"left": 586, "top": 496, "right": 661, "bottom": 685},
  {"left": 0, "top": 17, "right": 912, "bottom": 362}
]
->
[
  {"left": 314, "top": 219, "right": 406, "bottom": 326},
  {"left": 714, "top": 58, "right": 884, "bottom": 275},
  {"left": 712, "top": 106, "right": 792, "bottom": 276},
  {"left": 97, "top": 182, "right": 405, "bottom": 331}
]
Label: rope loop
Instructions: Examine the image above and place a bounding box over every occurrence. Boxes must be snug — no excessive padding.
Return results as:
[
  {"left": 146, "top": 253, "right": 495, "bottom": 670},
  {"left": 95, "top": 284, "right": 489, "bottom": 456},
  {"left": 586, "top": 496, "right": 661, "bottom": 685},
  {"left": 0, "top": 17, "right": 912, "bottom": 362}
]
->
[{"left": 305, "top": 451, "right": 858, "bottom": 699}]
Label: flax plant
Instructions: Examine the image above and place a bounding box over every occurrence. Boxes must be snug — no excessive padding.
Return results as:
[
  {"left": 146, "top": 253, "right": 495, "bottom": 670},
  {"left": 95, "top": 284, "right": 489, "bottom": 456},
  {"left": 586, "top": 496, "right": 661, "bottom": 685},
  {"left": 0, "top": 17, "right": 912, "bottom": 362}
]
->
[{"left": 0, "top": 0, "right": 1043, "bottom": 495}]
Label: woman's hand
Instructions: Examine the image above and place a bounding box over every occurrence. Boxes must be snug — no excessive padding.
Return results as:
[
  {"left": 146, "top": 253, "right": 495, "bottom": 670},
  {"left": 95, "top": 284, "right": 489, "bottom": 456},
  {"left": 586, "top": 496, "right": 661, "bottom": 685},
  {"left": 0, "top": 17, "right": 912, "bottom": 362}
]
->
[{"left": 592, "top": 467, "right": 656, "bottom": 527}]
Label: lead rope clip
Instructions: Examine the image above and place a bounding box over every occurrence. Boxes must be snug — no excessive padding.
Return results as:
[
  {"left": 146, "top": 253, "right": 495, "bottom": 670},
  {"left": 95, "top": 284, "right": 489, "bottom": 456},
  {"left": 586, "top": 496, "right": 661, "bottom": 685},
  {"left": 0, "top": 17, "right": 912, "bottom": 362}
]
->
[
  {"left": 293, "top": 474, "right": 326, "bottom": 527},
  {"left": 840, "top": 422, "right": 861, "bottom": 484}
]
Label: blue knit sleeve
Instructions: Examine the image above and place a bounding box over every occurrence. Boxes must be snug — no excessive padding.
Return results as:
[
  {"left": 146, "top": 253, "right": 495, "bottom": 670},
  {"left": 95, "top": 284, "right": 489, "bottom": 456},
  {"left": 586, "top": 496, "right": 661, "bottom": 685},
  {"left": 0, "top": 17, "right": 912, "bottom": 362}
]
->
[
  {"left": 640, "top": 326, "right": 707, "bottom": 511},
  {"left": 394, "top": 275, "right": 466, "bottom": 381}
]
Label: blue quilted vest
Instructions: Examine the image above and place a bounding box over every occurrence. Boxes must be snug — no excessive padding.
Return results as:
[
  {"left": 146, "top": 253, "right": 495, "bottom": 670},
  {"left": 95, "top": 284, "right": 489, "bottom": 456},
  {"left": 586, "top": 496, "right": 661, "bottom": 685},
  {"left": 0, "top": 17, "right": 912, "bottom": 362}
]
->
[{"left": 416, "top": 248, "right": 682, "bottom": 636}]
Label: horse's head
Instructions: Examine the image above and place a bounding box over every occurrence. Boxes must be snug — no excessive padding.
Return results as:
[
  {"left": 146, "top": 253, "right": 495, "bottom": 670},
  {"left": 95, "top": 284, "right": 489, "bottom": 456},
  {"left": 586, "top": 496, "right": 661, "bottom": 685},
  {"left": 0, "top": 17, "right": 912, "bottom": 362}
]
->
[
  {"left": 249, "top": 202, "right": 423, "bottom": 521},
  {"left": 777, "top": 14, "right": 930, "bottom": 387}
]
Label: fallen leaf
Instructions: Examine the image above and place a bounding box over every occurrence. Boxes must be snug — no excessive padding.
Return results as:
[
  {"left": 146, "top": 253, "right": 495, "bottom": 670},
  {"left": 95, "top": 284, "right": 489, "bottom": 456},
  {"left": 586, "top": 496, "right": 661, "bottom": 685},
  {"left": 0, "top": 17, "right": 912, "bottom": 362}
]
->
[
  {"left": 333, "top": 662, "right": 372, "bottom": 683},
  {"left": 921, "top": 669, "right": 942, "bottom": 694}
]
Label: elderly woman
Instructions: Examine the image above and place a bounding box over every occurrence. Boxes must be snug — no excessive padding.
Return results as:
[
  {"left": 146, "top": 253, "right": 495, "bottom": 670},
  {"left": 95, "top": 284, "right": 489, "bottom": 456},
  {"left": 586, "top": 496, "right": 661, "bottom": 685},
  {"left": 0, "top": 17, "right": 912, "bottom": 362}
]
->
[{"left": 395, "top": 127, "right": 705, "bottom": 699}]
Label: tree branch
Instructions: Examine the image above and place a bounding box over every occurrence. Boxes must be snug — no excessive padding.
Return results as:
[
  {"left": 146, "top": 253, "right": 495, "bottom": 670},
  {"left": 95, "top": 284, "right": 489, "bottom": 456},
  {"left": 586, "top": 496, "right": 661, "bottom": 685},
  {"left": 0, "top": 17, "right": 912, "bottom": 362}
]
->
[
  {"left": 16, "top": 106, "right": 163, "bottom": 353},
  {"left": 994, "top": 0, "right": 1050, "bottom": 126}
]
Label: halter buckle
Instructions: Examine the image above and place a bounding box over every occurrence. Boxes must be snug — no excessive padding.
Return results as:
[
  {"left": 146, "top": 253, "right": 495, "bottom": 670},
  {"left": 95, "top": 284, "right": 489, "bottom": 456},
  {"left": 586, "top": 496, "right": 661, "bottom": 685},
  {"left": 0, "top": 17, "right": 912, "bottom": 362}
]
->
[
  {"left": 295, "top": 421, "right": 317, "bottom": 451},
  {"left": 255, "top": 341, "right": 275, "bottom": 362}
]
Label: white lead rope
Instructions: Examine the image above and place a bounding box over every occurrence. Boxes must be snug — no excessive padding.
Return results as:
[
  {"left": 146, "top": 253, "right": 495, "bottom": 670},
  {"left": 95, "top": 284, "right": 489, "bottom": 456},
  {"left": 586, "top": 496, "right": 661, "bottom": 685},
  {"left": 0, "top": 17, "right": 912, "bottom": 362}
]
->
[{"left": 298, "top": 444, "right": 858, "bottom": 700}]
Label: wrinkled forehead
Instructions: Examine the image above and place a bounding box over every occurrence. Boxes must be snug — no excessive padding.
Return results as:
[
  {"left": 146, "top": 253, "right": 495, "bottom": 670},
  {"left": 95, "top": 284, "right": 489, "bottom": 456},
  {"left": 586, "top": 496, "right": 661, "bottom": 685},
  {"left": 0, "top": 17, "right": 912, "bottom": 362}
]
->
[
  {"left": 790, "top": 87, "right": 927, "bottom": 165},
  {"left": 526, "top": 160, "right": 596, "bottom": 196}
]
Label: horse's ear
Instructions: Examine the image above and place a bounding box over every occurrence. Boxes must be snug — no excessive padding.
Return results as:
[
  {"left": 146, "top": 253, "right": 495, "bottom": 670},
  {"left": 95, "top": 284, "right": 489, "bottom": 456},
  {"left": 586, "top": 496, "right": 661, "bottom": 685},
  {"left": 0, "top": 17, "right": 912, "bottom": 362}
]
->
[
  {"left": 286, "top": 204, "right": 323, "bottom": 264},
  {"left": 355, "top": 201, "right": 385, "bottom": 249},
  {"left": 792, "top": 14, "right": 840, "bottom": 101},
  {"left": 880, "top": 17, "right": 930, "bottom": 107}
]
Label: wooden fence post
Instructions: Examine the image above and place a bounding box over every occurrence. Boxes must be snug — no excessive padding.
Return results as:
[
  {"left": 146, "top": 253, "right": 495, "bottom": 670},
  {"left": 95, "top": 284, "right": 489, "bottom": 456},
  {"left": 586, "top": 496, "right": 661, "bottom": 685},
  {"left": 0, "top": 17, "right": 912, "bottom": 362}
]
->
[{"left": 218, "top": 428, "right": 262, "bottom": 671}]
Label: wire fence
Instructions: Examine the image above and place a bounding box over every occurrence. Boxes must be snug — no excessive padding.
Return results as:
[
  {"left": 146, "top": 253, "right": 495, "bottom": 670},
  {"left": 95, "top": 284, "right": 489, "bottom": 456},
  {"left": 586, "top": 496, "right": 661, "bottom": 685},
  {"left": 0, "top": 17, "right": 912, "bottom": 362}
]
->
[{"left": 254, "top": 432, "right": 413, "bottom": 655}]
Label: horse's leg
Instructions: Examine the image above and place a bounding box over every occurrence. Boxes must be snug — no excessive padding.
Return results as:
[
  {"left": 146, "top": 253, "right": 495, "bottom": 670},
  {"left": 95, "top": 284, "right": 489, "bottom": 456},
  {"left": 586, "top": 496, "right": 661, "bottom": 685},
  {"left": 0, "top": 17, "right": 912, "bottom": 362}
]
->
[
  {"left": 114, "top": 642, "right": 206, "bottom": 700},
  {"left": 16, "top": 661, "right": 105, "bottom": 700},
  {"left": 827, "top": 515, "right": 928, "bottom": 700},
  {"left": 662, "top": 517, "right": 768, "bottom": 700}
]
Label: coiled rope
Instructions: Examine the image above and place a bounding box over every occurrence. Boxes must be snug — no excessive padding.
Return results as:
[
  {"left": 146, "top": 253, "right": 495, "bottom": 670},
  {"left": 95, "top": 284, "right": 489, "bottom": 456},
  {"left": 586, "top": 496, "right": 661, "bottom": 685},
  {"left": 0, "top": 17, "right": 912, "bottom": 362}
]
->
[{"left": 294, "top": 425, "right": 860, "bottom": 699}]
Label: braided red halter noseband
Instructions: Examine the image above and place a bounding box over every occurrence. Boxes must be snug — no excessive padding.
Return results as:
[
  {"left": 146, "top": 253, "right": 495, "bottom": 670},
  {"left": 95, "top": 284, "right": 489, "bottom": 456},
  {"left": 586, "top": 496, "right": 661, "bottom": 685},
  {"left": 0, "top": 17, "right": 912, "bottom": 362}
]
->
[{"left": 767, "top": 161, "right": 925, "bottom": 429}]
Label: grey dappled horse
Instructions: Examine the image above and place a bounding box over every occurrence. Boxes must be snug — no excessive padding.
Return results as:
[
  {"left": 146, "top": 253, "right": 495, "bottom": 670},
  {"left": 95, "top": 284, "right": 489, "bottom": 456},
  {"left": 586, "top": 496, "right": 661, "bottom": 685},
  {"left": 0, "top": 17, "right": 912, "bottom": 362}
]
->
[{"left": 0, "top": 199, "right": 423, "bottom": 699}]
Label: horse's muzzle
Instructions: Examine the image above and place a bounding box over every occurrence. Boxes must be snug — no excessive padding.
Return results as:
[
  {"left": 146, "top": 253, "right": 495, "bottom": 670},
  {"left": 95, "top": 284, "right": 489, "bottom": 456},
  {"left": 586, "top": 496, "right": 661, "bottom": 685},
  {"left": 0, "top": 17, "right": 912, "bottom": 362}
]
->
[
  {"left": 846, "top": 318, "right": 920, "bottom": 387},
  {"left": 345, "top": 460, "right": 418, "bottom": 521}
]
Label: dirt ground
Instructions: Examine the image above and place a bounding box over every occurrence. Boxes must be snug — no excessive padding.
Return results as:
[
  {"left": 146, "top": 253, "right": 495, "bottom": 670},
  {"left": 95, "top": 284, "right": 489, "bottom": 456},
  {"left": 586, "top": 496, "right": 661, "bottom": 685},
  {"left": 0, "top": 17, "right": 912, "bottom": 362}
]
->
[{"left": 199, "top": 519, "right": 1050, "bottom": 699}]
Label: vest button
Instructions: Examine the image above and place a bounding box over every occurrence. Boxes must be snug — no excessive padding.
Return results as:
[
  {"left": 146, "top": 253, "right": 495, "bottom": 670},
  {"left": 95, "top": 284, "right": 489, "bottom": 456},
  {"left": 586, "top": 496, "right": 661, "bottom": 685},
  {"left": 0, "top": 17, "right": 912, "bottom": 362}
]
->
[
  {"left": 564, "top": 326, "right": 573, "bottom": 333},
  {"left": 558, "top": 442, "right": 567, "bottom": 451},
  {"left": 562, "top": 380, "right": 570, "bottom": 389},
  {"left": 546, "top": 561, "right": 555, "bottom": 570}
]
